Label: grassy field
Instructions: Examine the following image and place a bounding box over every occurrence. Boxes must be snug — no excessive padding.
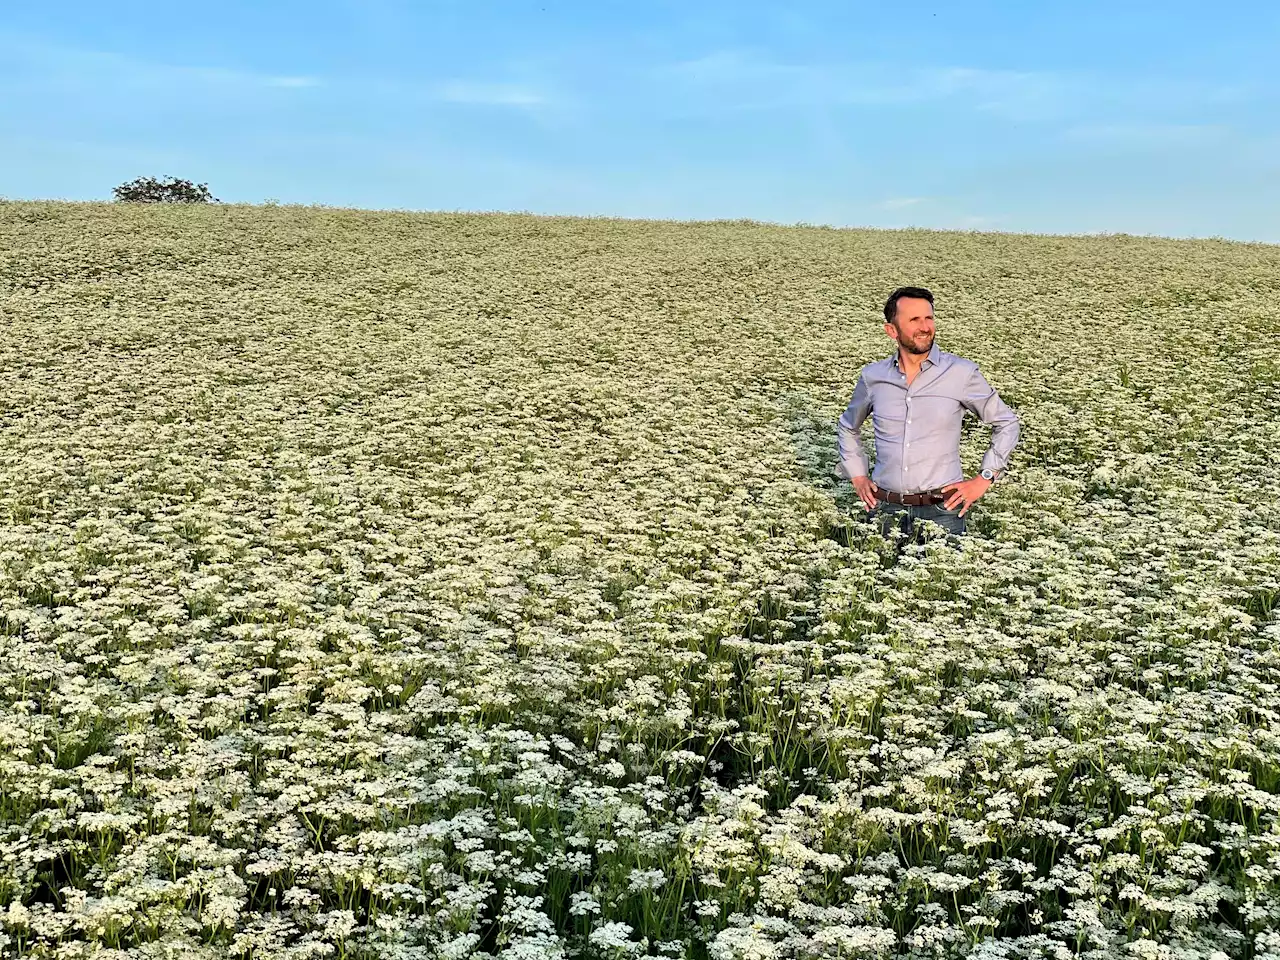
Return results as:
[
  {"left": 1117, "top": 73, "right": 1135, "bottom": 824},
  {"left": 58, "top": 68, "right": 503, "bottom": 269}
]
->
[{"left": 1, "top": 200, "right": 1278, "bottom": 960}]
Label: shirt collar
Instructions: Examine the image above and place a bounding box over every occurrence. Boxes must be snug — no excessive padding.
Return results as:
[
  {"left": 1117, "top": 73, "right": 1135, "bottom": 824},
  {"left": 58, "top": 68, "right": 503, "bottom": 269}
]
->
[{"left": 891, "top": 341, "right": 942, "bottom": 369}]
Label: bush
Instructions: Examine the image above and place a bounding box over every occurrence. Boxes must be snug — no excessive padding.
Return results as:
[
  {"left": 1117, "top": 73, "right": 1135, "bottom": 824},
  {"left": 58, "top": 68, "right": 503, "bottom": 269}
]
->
[{"left": 112, "top": 176, "right": 219, "bottom": 204}]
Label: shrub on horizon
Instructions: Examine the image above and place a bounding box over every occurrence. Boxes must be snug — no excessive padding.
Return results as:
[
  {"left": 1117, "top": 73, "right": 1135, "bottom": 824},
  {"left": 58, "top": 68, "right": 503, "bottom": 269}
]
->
[{"left": 112, "top": 175, "right": 219, "bottom": 203}]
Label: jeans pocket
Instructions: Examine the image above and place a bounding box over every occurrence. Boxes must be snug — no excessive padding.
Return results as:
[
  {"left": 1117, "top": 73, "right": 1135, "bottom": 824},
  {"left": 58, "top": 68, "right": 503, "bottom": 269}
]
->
[{"left": 926, "top": 503, "right": 966, "bottom": 535}]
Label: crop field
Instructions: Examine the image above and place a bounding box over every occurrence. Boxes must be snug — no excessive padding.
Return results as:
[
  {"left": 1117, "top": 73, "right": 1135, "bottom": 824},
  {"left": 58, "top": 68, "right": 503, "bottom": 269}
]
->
[{"left": 1, "top": 200, "right": 1279, "bottom": 960}]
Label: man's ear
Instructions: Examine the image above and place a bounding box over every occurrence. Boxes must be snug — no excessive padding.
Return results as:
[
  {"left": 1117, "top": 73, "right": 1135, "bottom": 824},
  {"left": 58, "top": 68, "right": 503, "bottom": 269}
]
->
[{"left": 883, "top": 322, "right": 898, "bottom": 341}]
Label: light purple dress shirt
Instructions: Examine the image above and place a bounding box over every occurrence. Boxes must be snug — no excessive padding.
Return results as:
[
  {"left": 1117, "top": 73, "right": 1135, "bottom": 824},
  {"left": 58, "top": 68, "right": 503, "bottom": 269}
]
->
[{"left": 836, "top": 342, "right": 1020, "bottom": 494}]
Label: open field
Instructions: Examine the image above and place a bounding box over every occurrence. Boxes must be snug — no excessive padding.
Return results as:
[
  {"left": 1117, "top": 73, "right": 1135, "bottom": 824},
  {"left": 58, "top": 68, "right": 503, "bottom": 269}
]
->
[{"left": 1, "top": 201, "right": 1279, "bottom": 959}]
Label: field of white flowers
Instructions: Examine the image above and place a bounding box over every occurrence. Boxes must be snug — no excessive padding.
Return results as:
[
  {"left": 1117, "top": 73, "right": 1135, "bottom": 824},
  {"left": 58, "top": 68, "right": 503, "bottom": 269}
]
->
[{"left": 0, "top": 201, "right": 1278, "bottom": 960}]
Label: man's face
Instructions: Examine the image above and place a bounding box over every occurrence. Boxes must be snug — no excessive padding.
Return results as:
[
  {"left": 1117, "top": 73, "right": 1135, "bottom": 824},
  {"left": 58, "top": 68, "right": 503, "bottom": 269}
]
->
[{"left": 885, "top": 297, "right": 935, "bottom": 355}]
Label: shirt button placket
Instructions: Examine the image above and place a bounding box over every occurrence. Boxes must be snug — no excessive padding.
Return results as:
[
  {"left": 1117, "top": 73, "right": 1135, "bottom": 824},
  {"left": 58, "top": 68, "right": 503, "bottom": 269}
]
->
[{"left": 904, "top": 390, "right": 910, "bottom": 491}]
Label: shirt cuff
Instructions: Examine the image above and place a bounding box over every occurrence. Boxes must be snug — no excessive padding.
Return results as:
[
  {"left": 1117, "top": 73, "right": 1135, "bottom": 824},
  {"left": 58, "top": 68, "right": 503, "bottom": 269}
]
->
[
  {"left": 979, "top": 452, "right": 1008, "bottom": 476},
  {"left": 836, "top": 460, "right": 870, "bottom": 481}
]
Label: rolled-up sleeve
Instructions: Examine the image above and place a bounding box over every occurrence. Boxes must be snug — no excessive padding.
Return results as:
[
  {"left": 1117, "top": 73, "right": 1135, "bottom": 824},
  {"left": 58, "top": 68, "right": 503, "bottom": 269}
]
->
[
  {"left": 836, "top": 373, "right": 872, "bottom": 480},
  {"left": 961, "top": 366, "right": 1020, "bottom": 475}
]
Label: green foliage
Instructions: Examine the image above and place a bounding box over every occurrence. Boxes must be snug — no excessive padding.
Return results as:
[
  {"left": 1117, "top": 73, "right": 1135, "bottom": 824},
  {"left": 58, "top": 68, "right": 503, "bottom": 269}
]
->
[{"left": 112, "top": 175, "right": 218, "bottom": 203}]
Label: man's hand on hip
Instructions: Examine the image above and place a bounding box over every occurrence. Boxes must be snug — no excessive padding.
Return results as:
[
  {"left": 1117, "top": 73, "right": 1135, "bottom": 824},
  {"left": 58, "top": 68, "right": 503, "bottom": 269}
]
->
[
  {"left": 940, "top": 476, "right": 992, "bottom": 516},
  {"left": 851, "top": 476, "right": 879, "bottom": 512}
]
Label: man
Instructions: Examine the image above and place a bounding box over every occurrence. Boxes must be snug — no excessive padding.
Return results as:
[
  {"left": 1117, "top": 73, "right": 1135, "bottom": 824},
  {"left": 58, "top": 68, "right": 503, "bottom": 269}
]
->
[{"left": 837, "top": 286, "right": 1020, "bottom": 541}]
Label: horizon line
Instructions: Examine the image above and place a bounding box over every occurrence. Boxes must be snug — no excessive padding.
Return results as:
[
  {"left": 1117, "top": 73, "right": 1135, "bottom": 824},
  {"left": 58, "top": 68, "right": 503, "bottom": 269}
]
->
[{"left": 3, "top": 196, "right": 1275, "bottom": 247}]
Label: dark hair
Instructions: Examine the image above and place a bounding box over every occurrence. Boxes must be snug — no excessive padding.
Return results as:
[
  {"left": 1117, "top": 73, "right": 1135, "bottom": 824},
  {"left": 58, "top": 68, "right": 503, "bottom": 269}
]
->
[{"left": 884, "top": 286, "right": 934, "bottom": 324}]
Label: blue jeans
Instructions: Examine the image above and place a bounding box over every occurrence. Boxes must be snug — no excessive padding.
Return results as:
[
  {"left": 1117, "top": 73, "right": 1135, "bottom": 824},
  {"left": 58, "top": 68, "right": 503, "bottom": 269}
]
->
[{"left": 872, "top": 500, "right": 966, "bottom": 542}]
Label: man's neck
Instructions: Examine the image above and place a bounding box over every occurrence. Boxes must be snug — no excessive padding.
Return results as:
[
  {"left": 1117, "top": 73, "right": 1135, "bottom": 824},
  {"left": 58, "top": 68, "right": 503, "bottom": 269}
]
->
[{"left": 897, "top": 347, "right": 928, "bottom": 376}]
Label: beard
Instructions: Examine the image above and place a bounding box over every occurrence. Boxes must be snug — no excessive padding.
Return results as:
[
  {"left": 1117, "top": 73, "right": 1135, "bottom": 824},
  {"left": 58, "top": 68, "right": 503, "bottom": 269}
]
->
[{"left": 898, "top": 330, "right": 934, "bottom": 355}]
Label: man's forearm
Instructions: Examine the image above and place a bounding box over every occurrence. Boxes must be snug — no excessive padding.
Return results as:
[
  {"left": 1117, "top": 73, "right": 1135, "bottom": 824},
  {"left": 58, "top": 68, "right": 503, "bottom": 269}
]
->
[
  {"left": 965, "top": 368, "right": 1019, "bottom": 477},
  {"left": 836, "top": 410, "right": 870, "bottom": 480},
  {"left": 979, "top": 415, "right": 1020, "bottom": 476},
  {"left": 836, "top": 375, "right": 872, "bottom": 480}
]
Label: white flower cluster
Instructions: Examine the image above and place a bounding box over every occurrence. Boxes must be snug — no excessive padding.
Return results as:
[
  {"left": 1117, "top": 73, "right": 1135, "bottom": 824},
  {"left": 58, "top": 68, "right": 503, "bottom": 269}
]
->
[{"left": 0, "top": 201, "right": 1277, "bottom": 960}]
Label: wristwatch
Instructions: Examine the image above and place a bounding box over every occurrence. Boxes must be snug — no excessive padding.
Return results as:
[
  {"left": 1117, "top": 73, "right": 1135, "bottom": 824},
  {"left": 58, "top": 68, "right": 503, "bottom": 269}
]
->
[{"left": 980, "top": 468, "right": 997, "bottom": 482}]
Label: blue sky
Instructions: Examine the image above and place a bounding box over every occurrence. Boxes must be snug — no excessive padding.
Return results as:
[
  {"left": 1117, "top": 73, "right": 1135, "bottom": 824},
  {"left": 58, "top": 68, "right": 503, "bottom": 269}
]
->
[{"left": 3, "top": 1, "right": 1278, "bottom": 241}]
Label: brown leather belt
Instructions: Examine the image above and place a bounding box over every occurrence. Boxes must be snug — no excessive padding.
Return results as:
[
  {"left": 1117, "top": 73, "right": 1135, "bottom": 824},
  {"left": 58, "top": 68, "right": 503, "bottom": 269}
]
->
[{"left": 876, "top": 487, "right": 947, "bottom": 506}]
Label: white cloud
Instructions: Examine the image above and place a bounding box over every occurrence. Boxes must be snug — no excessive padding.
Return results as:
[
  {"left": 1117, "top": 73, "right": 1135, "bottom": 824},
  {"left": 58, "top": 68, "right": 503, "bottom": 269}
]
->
[
  {"left": 267, "top": 76, "right": 323, "bottom": 89},
  {"left": 433, "top": 81, "right": 546, "bottom": 106},
  {"left": 177, "top": 66, "right": 324, "bottom": 88},
  {"left": 880, "top": 197, "right": 929, "bottom": 209},
  {"left": 660, "top": 50, "right": 1067, "bottom": 118},
  {"left": 0, "top": 32, "right": 558, "bottom": 124},
  {"left": 1059, "top": 123, "right": 1230, "bottom": 146},
  {"left": 658, "top": 50, "right": 1254, "bottom": 124},
  {"left": 0, "top": 31, "right": 322, "bottom": 94}
]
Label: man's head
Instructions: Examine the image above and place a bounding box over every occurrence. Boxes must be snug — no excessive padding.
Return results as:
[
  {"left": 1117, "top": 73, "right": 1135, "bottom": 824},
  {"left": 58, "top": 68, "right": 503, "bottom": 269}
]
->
[{"left": 883, "top": 286, "right": 935, "bottom": 356}]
